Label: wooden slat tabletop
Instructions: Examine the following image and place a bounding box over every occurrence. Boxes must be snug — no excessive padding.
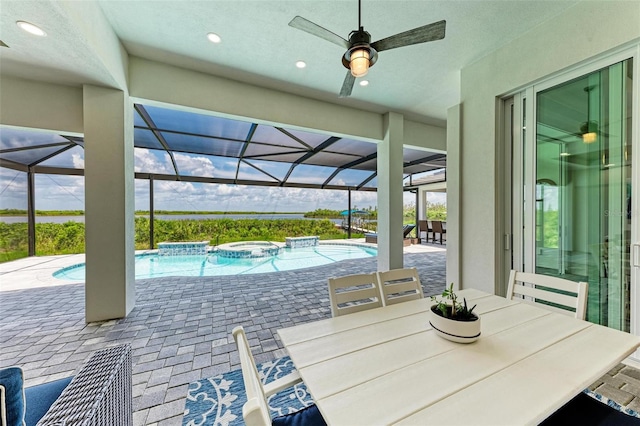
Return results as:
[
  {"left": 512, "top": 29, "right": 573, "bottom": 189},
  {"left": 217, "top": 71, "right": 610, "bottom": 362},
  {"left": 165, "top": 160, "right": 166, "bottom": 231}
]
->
[{"left": 278, "top": 290, "right": 640, "bottom": 425}]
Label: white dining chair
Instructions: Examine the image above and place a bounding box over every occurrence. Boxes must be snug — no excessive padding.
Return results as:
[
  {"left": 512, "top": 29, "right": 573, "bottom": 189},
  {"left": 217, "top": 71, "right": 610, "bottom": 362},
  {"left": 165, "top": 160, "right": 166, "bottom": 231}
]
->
[
  {"left": 328, "top": 273, "right": 382, "bottom": 317},
  {"left": 377, "top": 267, "right": 424, "bottom": 306},
  {"left": 232, "top": 326, "right": 326, "bottom": 426},
  {"left": 506, "top": 270, "right": 588, "bottom": 320}
]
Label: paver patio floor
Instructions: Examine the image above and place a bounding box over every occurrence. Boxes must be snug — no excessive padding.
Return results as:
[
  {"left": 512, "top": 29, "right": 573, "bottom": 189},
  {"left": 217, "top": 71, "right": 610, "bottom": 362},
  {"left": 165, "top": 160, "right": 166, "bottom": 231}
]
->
[{"left": 0, "top": 243, "right": 446, "bottom": 425}]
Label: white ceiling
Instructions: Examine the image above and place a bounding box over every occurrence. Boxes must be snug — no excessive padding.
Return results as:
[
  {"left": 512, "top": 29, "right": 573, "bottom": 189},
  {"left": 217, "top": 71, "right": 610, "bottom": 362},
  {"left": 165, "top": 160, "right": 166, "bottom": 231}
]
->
[{"left": 0, "top": 0, "right": 580, "bottom": 125}]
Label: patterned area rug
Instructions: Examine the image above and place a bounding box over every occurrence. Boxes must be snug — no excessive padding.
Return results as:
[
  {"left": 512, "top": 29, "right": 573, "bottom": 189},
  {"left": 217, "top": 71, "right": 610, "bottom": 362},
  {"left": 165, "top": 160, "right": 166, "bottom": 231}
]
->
[
  {"left": 586, "top": 363, "right": 640, "bottom": 418},
  {"left": 183, "top": 358, "right": 640, "bottom": 425},
  {"left": 183, "top": 356, "right": 314, "bottom": 426}
]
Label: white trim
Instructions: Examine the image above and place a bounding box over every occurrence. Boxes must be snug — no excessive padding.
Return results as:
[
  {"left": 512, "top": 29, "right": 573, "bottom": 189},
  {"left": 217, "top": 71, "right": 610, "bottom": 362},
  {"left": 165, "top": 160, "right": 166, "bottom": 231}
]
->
[
  {"left": 631, "top": 44, "right": 640, "bottom": 349},
  {"left": 506, "top": 42, "right": 640, "bottom": 338},
  {"left": 533, "top": 47, "right": 636, "bottom": 94},
  {"left": 0, "top": 385, "right": 7, "bottom": 426},
  {"left": 511, "top": 93, "right": 524, "bottom": 274},
  {"left": 499, "top": 41, "right": 640, "bottom": 99},
  {"left": 523, "top": 87, "right": 536, "bottom": 274}
]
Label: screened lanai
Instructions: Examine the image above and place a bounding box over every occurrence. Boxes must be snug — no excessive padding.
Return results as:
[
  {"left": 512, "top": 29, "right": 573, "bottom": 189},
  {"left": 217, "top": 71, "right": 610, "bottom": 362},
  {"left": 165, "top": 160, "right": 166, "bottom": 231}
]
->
[{"left": 0, "top": 103, "right": 446, "bottom": 254}]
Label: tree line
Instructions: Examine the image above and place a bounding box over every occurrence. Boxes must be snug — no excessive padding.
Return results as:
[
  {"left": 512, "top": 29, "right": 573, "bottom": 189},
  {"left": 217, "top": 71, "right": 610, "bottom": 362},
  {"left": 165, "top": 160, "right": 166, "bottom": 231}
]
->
[{"left": 0, "top": 218, "right": 351, "bottom": 263}]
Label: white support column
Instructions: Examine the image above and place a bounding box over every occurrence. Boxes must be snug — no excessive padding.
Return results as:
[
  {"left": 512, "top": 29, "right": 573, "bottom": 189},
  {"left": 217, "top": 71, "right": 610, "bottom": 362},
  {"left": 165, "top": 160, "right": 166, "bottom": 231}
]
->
[
  {"left": 446, "top": 104, "right": 461, "bottom": 290},
  {"left": 83, "top": 85, "right": 135, "bottom": 322},
  {"left": 419, "top": 188, "right": 427, "bottom": 220},
  {"left": 377, "top": 112, "right": 404, "bottom": 271}
]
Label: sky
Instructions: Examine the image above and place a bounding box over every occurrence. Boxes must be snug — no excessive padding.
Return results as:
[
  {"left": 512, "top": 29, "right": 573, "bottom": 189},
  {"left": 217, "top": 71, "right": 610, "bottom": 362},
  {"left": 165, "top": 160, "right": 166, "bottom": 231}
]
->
[
  {"left": 0, "top": 146, "right": 446, "bottom": 212},
  {"left": 0, "top": 168, "right": 446, "bottom": 212}
]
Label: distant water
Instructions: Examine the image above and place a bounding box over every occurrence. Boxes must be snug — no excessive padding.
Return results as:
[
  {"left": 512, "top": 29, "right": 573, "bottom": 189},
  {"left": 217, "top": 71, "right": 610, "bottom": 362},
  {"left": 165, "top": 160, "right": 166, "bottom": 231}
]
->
[{"left": 0, "top": 213, "right": 343, "bottom": 225}]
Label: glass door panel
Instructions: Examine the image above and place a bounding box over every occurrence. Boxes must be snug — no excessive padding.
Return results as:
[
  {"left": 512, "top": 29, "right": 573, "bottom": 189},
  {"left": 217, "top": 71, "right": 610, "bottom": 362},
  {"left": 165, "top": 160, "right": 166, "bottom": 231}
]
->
[{"left": 535, "top": 59, "right": 633, "bottom": 331}]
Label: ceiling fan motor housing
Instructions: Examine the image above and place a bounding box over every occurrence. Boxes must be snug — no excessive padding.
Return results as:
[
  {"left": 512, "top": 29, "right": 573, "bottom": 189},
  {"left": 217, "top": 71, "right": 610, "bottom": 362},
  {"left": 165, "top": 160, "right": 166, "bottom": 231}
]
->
[{"left": 342, "top": 28, "right": 378, "bottom": 69}]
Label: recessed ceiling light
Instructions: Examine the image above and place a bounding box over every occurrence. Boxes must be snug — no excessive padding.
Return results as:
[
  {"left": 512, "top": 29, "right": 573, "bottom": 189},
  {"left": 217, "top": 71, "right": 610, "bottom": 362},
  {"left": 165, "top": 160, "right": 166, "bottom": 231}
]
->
[
  {"left": 295, "top": 61, "right": 306, "bottom": 69},
  {"left": 560, "top": 152, "right": 571, "bottom": 157},
  {"left": 207, "top": 32, "right": 221, "bottom": 43},
  {"left": 359, "top": 80, "right": 369, "bottom": 86},
  {"left": 16, "top": 21, "right": 46, "bottom": 36}
]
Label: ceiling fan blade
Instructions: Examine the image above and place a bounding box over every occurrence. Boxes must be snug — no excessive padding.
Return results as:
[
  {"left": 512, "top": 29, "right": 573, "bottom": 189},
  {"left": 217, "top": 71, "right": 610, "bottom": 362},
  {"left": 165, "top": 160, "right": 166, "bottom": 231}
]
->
[
  {"left": 289, "top": 16, "right": 350, "bottom": 49},
  {"left": 371, "top": 20, "right": 446, "bottom": 52},
  {"left": 339, "top": 72, "right": 355, "bottom": 98}
]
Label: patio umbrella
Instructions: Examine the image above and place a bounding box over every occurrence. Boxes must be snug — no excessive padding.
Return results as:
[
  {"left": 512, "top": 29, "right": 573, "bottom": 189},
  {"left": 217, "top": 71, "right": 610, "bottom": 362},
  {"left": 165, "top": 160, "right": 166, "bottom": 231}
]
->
[{"left": 339, "top": 209, "right": 369, "bottom": 216}]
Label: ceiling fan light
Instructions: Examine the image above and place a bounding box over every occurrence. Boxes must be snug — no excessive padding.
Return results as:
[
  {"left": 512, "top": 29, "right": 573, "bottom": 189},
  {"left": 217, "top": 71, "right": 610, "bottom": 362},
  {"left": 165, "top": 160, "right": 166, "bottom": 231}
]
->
[
  {"left": 350, "top": 48, "right": 370, "bottom": 77},
  {"left": 580, "top": 120, "right": 598, "bottom": 144},
  {"left": 582, "top": 132, "right": 597, "bottom": 144},
  {"left": 207, "top": 32, "right": 221, "bottom": 43},
  {"left": 16, "top": 21, "right": 46, "bottom": 36}
]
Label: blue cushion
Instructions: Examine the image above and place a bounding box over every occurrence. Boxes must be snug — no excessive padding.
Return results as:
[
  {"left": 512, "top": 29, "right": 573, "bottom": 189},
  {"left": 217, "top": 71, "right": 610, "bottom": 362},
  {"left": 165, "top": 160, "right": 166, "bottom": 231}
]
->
[
  {"left": 24, "top": 377, "right": 72, "bottom": 426},
  {"left": 272, "top": 404, "right": 326, "bottom": 426},
  {"left": 0, "top": 367, "right": 26, "bottom": 426},
  {"left": 540, "top": 392, "right": 640, "bottom": 425}
]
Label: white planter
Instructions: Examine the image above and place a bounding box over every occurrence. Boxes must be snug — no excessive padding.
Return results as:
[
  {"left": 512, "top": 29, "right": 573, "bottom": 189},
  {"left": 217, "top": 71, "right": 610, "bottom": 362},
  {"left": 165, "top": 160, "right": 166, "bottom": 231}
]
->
[{"left": 429, "top": 305, "right": 481, "bottom": 343}]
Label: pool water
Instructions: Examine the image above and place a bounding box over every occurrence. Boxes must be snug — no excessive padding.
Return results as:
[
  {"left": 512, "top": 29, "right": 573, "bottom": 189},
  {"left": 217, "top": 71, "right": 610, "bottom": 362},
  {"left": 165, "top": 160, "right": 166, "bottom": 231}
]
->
[{"left": 53, "top": 244, "right": 377, "bottom": 280}]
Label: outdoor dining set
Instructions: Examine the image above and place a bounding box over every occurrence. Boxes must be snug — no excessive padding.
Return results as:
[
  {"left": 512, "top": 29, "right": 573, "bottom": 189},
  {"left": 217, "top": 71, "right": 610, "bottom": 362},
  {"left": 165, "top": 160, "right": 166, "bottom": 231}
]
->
[
  {"left": 7, "top": 266, "right": 640, "bottom": 425},
  {"left": 232, "top": 268, "right": 640, "bottom": 425},
  {"left": 418, "top": 219, "right": 446, "bottom": 245}
]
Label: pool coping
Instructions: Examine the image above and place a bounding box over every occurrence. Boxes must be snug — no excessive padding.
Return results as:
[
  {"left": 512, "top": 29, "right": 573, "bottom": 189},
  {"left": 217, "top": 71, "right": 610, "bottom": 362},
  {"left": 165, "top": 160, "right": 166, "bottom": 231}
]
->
[
  {"left": 0, "top": 239, "right": 444, "bottom": 292},
  {"left": 53, "top": 241, "right": 381, "bottom": 281}
]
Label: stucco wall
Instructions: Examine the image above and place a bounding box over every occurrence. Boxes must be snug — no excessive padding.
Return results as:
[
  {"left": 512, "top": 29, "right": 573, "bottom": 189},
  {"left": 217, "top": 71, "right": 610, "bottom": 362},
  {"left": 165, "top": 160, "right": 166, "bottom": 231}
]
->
[
  {"left": 129, "top": 57, "right": 446, "bottom": 150},
  {"left": 0, "top": 76, "right": 83, "bottom": 134},
  {"left": 457, "top": 1, "right": 640, "bottom": 293}
]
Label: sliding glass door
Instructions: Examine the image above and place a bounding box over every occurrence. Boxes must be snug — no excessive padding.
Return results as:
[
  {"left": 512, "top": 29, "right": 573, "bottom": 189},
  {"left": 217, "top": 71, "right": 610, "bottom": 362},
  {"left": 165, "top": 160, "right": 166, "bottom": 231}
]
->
[{"left": 534, "top": 58, "right": 634, "bottom": 330}]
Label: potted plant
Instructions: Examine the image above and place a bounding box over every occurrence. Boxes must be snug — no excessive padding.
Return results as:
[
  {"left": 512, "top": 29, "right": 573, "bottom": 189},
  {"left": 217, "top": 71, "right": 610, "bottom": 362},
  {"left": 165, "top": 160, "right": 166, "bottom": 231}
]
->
[{"left": 429, "top": 283, "right": 481, "bottom": 343}]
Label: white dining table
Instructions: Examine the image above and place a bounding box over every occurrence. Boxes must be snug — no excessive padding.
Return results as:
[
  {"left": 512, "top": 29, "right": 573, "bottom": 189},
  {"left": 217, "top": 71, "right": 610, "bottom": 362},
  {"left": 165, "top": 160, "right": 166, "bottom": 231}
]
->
[{"left": 277, "top": 289, "right": 640, "bottom": 425}]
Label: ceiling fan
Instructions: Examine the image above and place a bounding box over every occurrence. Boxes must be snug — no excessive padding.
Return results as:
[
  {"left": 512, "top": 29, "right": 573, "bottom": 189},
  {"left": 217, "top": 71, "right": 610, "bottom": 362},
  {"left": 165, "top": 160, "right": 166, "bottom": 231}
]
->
[{"left": 289, "top": 0, "right": 446, "bottom": 97}]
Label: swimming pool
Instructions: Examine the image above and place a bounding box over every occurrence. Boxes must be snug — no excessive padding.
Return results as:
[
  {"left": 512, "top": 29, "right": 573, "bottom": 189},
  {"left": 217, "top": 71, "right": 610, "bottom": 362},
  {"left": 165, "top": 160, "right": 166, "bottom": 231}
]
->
[{"left": 53, "top": 244, "right": 377, "bottom": 280}]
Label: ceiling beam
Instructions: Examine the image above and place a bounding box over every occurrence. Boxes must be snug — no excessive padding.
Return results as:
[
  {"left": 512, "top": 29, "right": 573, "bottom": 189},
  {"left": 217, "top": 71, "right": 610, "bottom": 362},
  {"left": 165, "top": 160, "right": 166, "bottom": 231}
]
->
[
  {"left": 135, "top": 104, "right": 180, "bottom": 177},
  {"left": 29, "top": 144, "right": 77, "bottom": 168},
  {"left": 136, "top": 172, "right": 377, "bottom": 192},
  {"left": 403, "top": 153, "right": 446, "bottom": 168},
  {"left": 0, "top": 141, "right": 71, "bottom": 154},
  {"left": 235, "top": 123, "right": 258, "bottom": 183},
  {"left": 357, "top": 172, "right": 377, "bottom": 190},
  {"left": 322, "top": 152, "right": 378, "bottom": 187}
]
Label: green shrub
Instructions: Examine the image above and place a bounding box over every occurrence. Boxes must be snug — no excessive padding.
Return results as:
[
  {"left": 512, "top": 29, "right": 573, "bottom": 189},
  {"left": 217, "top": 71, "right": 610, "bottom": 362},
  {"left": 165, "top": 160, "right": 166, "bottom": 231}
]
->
[{"left": 0, "top": 217, "right": 354, "bottom": 263}]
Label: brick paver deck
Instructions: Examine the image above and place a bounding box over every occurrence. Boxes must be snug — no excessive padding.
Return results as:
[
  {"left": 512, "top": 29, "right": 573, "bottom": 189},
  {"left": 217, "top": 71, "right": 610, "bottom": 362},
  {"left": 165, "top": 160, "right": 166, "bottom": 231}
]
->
[{"left": 1, "top": 246, "right": 446, "bottom": 425}]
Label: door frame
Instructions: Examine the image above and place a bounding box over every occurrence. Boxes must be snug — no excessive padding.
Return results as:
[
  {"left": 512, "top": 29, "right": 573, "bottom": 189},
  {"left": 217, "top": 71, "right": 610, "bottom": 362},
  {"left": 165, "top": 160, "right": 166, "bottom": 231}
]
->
[{"left": 501, "top": 45, "right": 639, "bottom": 337}]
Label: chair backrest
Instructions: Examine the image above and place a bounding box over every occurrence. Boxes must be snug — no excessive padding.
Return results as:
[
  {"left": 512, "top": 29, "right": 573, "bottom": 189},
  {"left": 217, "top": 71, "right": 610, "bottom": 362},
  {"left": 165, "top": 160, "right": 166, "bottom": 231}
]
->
[
  {"left": 506, "top": 270, "right": 589, "bottom": 320},
  {"left": 328, "top": 273, "right": 382, "bottom": 317},
  {"left": 403, "top": 224, "right": 416, "bottom": 237},
  {"left": 232, "top": 326, "right": 271, "bottom": 426},
  {"left": 431, "top": 220, "right": 444, "bottom": 233},
  {"left": 377, "top": 268, "right": 424, "bottom": 306},
  {"left": 418, "top": 220, "right": 429, "bottom": 233}
]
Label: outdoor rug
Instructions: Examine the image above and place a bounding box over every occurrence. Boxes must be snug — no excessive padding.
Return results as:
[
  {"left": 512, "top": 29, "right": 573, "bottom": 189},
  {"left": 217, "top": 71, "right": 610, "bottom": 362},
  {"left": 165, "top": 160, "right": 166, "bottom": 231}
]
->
[
  {"left": 183, "top": 356, "right": 314, "bottom": 426},
  {"left": 585, "top": 362, "right": 640, "bottom": 418},
  {"left": 183, "top": 358, "right": 640, "bottom": 426}
]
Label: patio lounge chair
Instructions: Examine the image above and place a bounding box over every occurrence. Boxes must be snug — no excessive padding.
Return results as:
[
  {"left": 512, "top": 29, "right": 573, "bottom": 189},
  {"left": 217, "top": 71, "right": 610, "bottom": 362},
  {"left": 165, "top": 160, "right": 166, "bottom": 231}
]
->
[
  {"left": 365, "top": 224, "right": 415, "bottom": 246},
  {"left": 1, "top": 344, "right": 132, "bottom": 426}
]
